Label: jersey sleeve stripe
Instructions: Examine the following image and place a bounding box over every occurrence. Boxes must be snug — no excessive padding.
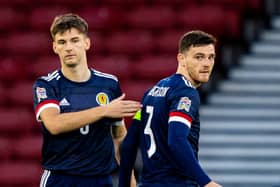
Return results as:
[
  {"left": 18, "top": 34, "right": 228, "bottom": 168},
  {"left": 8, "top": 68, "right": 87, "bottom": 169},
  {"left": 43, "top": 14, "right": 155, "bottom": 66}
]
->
[
  {"left": 93, "top": 69, "right": 118, "bottom": 82},
  {"left": 168, "top": 116, "right": 191, "bottom": 128},
  {"left": 169, "top": 111, "right": 193, "bottom": 122},
  {"left": 35, "top": 100, "right": 60, "bottom": 122},
  {"left": 168, "top": 111, "right": 193, "bottom": 128}
]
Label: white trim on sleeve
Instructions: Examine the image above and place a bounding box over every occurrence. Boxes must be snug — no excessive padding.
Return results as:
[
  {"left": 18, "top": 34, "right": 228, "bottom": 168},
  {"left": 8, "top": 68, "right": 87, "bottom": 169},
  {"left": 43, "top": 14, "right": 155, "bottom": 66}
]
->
[
  {"left": 112, "top": 119, "right": 125, "bottom": 126},
  {"left": 168, "top": 116, "right": 191, "bottom": 128},
  {"left": 36, "top": 103, "right": 60, "bottom": 122}
]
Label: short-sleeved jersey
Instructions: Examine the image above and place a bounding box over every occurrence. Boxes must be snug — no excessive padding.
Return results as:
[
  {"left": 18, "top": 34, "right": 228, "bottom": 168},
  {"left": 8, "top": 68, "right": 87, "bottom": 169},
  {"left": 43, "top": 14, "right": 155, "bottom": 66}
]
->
[
  {"left": 33, "top": 68, "right": 122, "bottom": 176},
  {"left": 139, "top": 73, "right": 200, "bottom": 183}
]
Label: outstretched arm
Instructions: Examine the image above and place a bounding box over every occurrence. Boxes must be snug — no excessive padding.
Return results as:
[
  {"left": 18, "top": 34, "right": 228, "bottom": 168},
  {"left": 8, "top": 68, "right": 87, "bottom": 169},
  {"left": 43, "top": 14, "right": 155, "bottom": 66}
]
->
[{"left": 39, "top": 94, "right": 141, "bottom": 135}]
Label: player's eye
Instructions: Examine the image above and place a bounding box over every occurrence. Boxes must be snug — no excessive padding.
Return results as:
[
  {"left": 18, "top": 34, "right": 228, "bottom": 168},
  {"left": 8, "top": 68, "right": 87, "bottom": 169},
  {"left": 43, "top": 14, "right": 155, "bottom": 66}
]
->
[
  {"left": 57, "top": 40, "right": 65, "bottom": 45},
  {"left": 208, "top": 54, "right": 215, "bottom": 60},
  {"left": 194, "top": 55, "right": 204, "bottom": 60},
  {"left": 72, "top": 38, "right": 80, "bottom": 43}
]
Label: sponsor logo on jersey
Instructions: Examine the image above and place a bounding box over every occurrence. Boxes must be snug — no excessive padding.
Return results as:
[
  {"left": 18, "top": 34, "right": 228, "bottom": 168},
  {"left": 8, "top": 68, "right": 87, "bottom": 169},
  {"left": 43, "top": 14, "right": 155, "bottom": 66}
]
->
[
  {"left": 177, "top": 97, "right": 191, "bottom": 112},
  {"left": 59, "top": 98, "right": 70, "bottom": 106},
  {"left": 36, "top": 87, "right": 47, "bottom": 102},
  {"left": 148, "top": 86, "right": 169, "bottom": 97},
  {"left": 96, "top": 92, "right": 109, "bottom": 106}
]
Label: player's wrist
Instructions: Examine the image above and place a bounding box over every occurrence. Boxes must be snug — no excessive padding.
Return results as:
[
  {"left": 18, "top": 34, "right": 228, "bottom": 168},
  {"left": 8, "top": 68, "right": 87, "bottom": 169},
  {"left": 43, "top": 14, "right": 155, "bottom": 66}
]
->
[{"left": 99, "top": 105, "right": 108, "bottom": 118}]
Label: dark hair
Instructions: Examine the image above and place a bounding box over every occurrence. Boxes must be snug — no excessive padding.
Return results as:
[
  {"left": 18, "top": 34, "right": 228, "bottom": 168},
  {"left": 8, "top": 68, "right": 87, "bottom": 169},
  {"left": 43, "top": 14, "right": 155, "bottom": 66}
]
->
[
  {"left": 50, "top": 13, "right": 88, "bottom": 40},
  {"left": 178, "top": 30, "right": 217, "bottom": 53}
]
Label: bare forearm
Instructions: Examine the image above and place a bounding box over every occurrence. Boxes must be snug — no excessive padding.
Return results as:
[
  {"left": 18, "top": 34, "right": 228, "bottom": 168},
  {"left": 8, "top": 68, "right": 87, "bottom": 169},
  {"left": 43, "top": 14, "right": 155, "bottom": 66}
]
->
[
  {"left": 112, "top": 124, "right": 127, "bottom": 164},
  {"left": 41, "top": 106, "right": 106, "bottom": 135},
  {"left": 40, "top": 94, "right": 141, "bottom": 135}
]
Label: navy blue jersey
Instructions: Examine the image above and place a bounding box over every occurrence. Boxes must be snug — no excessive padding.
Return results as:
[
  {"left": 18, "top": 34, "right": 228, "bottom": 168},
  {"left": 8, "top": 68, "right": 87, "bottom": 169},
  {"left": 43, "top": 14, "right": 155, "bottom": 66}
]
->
[
  {"left": 139, "top": 73, "right": 200, "bottom": 183},
  {"left": 33, "top": 68, "right": 122, "bottom": 176}
]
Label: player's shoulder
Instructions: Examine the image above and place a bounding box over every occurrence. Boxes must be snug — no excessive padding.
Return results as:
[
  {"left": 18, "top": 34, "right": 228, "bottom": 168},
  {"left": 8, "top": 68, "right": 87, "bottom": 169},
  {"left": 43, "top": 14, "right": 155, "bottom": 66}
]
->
[
  {"left": 173, "top": 74, "right": 195, "bottom": 89},
  {"left": 160, "top": 74, "right": 194, "bottom": 90},
  {"left": 165, "top": 74, "right": 198, "bottom": 99},
  {"left": 91, "top": 68, "right": 119, "bottom": 83},
  {"left": 34, "top": 70, "right": 61, "bottom": 86}
]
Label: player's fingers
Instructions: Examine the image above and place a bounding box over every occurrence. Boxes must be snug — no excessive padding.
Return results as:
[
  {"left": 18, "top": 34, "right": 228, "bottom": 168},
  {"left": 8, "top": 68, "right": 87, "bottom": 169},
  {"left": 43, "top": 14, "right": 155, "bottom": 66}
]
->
[
  {"left": 122, "top": 112, "right": 139, "bottom": 117},
  {"left": 125, "top": 104, "right": 142, "bottom": 112},
  {"left": 121, "top": 100, "right": 142, "bottom": 106},
  {"left": 121, "top": 106, "right": 140, "bottom": 114}
]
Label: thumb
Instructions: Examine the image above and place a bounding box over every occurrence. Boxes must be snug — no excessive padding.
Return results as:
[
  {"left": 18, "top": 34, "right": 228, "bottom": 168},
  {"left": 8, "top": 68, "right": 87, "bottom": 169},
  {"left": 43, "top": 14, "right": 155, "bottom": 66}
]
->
[{"left": 114, "top": 93, "right": 126, "bottom": 101}]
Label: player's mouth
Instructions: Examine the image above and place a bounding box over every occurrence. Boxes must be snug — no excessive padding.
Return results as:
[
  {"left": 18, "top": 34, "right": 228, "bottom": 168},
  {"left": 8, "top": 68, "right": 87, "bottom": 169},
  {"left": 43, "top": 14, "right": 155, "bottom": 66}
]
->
[
  {"left": 65, "top": 54, "right": 76, "bottom": 58},
  {"left": 200, "top": 70, "right": 209, "bottom": 75},
  {"left": 65, "top": 54, "right": 76, "bottom": 59}
]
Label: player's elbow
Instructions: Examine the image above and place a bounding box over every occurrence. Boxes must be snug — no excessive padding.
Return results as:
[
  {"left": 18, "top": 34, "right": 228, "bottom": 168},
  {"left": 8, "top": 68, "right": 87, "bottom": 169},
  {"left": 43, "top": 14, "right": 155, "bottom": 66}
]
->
[
  {"left": 46, "top": 125, "right": 61, "bottom": 135},
  {"left": 39, "top": 109, "right": 63, "bottom": 135},
  {"left": 43, "top": 120, "right": 63, "bottom": 135}
]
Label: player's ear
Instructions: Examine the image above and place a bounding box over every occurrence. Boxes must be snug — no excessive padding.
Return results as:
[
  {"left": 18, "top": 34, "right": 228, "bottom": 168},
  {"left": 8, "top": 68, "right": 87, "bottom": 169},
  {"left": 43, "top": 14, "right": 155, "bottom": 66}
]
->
[
  {"left": 52, "top": 42, "right": 58, "bottom": 54},
  {"left": 177, "top": 53, "right": 186, "bottom": 67},
  {"left": 85, "top": 37, "right": 90, "bottom": 50}
]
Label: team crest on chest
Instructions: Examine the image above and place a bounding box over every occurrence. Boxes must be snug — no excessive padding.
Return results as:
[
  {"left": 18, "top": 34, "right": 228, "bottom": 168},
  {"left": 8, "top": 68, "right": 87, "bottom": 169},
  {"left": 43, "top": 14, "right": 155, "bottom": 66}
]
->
[
  {"left": 177, "top": 97, "right": 191, "bottom": 112},
  {"left": 96, "top": 92, "right": 109, "bottom": 106}
]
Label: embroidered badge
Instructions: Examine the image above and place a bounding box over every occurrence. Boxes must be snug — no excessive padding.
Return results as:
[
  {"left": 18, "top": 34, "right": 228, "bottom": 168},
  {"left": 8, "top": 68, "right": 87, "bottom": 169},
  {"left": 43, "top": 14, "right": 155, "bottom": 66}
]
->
[
  {"left": 177, "top": 97, "right": 191, "bottom": 112},
  {"left": 36, "top": 87, "right": 47, "bottom": 102},
  {"left": 96, "top": 92, "right": 109, "bottom": 106}
]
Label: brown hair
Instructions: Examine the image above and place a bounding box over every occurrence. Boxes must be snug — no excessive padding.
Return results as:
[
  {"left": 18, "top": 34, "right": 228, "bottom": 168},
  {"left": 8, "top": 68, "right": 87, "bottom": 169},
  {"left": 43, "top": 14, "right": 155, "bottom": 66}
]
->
[
  {"left": 178, "top": 30, "right": 217, "bottom": 53},
  {"left": 50, "top": 13, "right": 88, "bottom": 40}
]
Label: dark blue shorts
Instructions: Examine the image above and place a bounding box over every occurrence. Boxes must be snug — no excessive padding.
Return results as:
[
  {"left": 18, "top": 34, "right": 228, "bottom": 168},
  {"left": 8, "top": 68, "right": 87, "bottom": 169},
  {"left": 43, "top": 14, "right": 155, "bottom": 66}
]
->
[
  {"left": 139, "top": 180, "right": 198, "bottom": 187},
  {"left": 40, "top": 170, "right": 113, "bottom": 187}
]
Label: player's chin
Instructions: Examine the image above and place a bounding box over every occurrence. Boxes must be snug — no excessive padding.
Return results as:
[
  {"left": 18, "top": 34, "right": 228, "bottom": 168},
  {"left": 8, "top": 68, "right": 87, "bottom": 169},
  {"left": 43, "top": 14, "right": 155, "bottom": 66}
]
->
[
  {"left": 65, "top": 61, "right": 78, "bottom": 68},
  {"left": 198, "top": 77, "right": 210, "bottom": 83},
  {"left": 199, "top": 72, "right": 210, "bottom": 80}
]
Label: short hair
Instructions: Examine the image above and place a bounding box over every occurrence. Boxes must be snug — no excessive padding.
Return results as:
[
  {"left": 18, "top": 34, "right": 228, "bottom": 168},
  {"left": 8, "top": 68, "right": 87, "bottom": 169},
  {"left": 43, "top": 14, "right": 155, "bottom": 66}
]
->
[
  {"left": 50, "top": 13, "right": 88, "bottom": 40},
  {"left": 178, "top": 30, "right": 217, "bottom": 53}
]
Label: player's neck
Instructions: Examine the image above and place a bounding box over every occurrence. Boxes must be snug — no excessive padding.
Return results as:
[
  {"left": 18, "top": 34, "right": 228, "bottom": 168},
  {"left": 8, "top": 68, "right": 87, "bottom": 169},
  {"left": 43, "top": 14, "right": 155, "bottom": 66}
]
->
[
  {"left": 62, "top": 64, "right": 91, "bottom": 82},
  {"left": 176, "top": 70, "right": 200, "bottom": 88}
]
